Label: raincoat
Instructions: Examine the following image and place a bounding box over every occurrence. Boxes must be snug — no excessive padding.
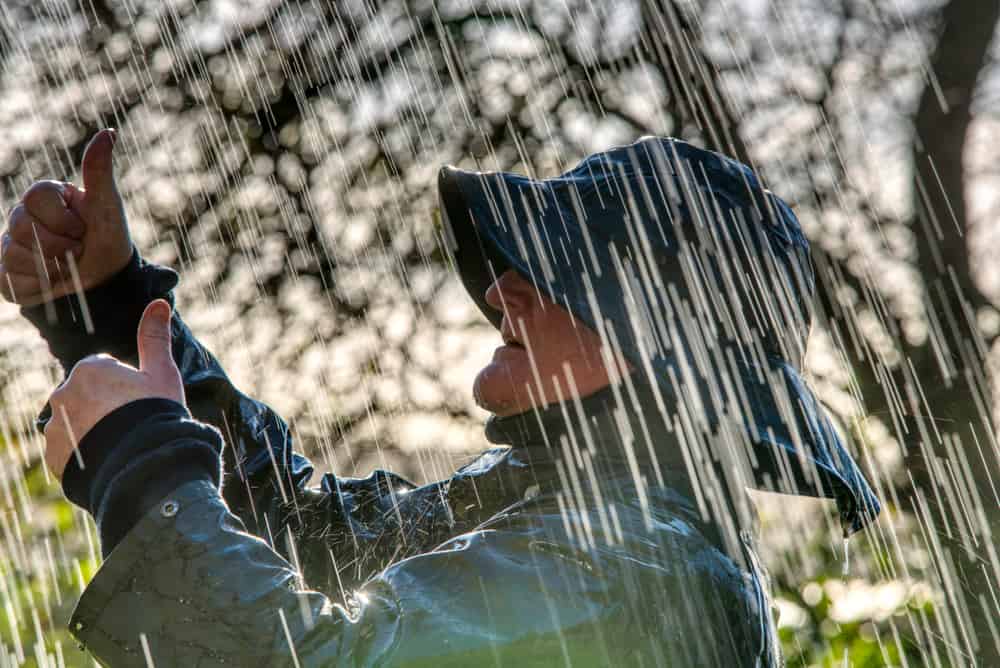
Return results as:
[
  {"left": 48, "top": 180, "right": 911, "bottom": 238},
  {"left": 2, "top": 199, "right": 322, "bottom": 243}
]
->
[{"left": 24, "top": 136, "right": 878, "bottom": 667}]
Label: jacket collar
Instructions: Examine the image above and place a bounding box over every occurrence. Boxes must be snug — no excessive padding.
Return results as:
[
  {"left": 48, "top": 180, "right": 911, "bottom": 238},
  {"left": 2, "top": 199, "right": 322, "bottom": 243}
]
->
[{"left": 483, "top": 376, "right": 691, "bottom": 490}]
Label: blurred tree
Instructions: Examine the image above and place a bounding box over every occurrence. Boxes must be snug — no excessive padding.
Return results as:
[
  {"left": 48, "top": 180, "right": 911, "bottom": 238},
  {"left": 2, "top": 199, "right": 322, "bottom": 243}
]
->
[{"left": 0, "top": 0, "right": 997, "bottom": 665}]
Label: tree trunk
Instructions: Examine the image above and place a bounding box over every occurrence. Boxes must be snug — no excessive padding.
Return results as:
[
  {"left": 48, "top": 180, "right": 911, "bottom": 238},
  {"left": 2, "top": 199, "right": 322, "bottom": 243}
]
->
[{"left": 896, "top": 2, "right": 1000, "bottom": 665}]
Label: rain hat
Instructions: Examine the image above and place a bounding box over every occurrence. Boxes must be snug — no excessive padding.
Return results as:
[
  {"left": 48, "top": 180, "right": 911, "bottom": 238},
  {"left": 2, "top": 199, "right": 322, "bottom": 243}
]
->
[{"left": 438, "top": 136, "right": 880, "bottom": 534}]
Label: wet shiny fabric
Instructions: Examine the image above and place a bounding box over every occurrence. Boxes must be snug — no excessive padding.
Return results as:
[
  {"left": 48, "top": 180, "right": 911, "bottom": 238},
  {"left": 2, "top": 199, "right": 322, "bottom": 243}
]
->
[{"left": 69, "top": 306, "right": 781, "bottom": 667}]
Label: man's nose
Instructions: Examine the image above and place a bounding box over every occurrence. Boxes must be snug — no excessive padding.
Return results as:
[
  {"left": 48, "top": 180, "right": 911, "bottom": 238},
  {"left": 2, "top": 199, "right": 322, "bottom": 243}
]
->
[{"left": 484, "top": 281, "right": 504, "bottom": 313}]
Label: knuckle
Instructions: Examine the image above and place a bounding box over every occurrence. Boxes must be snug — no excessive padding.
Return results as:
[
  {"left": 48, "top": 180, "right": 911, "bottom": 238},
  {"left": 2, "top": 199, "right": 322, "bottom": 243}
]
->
[
  {"left": 43, "top": 406, "right": 63, "bottom": 436},
  {"left": 4, "top": 247, "right": 31, "bottom": 273},
  {"left": 0, "top": 266, "right": 16, "bottom": 296},
  {"left": 2, "top": 239, "right": 22, "bottom": 261},
  {"left": 73, "top": 354, "right": 115, "bottom": 378},
  {"left": 76, "top": 362, "right": 97, "bottom": 378},
  {"left": 6, "top": 202, "right": 24, "bottom": 227},
  {"left": 49, "top": 383, "right": 67, "bottom": 403},
  {"left": 21, "top": 187, "right": 41, "bottom": 211},
  {"left": 6, "top": 207, "right": 30, "bottom": 240},
  {"left": 22, "top": 180, "right": 60, "bottom": 208},
  {"left": 68, "top": 359, "right": 94, "bottom": 381}
]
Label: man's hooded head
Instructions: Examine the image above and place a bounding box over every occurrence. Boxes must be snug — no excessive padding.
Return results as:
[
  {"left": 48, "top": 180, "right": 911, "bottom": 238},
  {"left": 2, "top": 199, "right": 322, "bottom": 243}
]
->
[{"left": 438, "top": 136, "right": 880, "bottom": 536}]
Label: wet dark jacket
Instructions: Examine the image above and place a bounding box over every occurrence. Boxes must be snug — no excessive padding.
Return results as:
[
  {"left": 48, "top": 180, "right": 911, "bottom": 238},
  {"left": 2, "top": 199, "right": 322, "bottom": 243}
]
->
[
  {"left": 26, "top": 136, "right": 880, "bottom": 667},
  {"left": 26, "top": 251, "right": 782, "bottom": 666}
]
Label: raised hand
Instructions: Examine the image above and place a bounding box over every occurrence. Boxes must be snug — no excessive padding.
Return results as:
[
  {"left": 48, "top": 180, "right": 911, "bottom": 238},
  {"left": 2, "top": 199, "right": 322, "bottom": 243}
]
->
[
  {"left": 44, "top": 300, "right": 184, "bottom": 479},
  {"left": 0, "top": 129, "right": 133, "bottom": 306}
]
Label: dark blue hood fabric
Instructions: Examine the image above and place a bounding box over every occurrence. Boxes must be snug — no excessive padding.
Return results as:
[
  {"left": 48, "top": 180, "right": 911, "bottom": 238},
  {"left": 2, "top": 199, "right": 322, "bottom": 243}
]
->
[{"left": 439, "top": 136, "right": 880, "bottom": 535}]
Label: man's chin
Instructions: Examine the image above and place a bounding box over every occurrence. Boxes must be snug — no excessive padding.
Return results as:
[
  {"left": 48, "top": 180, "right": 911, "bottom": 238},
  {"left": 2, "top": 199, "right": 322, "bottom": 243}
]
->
[{"left": 473, "top": 363, "right": 531, "bottom": 417}]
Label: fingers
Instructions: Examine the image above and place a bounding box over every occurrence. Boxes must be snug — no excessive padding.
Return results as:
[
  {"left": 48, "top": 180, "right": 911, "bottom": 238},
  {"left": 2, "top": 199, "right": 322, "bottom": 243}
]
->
[
  {"left": 44, "top": 352, "right": 145, "bottom": 480},
  {"left": 0, "top": 265, "right": 46, "bottom": 303},
  {"left": 21, "top": 181, "right": 86, "bottom": 239},
  {"left": 7, "top": 204, "right": 84, "bottom": 257},
  {"left": 137, "top": 300, "right": 175, "bottom": 374},
  {"left": 2, "top": 233, "right": 80, "bottom": 275},
  {"left": 136, "top": 300, "right": 184, "bottom": 404},
  {"left": 62, "top": 182, "right": 86, "bottom": 210},
  {"left": 2, "top": 202, "right": 83, "bottom": 305},
  {"left": 45, "top": 382, "right": 80, "bottom": 481},
  {"left": 42, "top": 411, "right": 69, "bottom": 480},
  {"left": 46, "top": 357, "right": 113, "bottom": 481},
  {"left": 81, "top": 129, "right": 118, "bottom": 203},
  {"left": 63, "top": 353, "right": 123, "bottom": 386},
  {"left": 0, "top": 254, "right": 78, "bottom": 305}
]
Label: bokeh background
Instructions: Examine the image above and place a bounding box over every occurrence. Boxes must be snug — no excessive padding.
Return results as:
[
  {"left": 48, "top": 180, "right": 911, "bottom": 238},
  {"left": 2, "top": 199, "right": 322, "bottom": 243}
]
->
[{"left": 1, "top": 0, "right": 998, "bottom": 666}]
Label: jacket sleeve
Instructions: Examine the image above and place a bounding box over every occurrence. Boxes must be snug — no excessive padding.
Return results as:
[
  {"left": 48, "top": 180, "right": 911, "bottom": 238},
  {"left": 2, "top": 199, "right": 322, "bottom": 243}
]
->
[
  {"left": 21, "top": 251, "right": 328, "bottom": 578},
  {"left": 70, "top": 478, "right": 619, "bottom": 668}
]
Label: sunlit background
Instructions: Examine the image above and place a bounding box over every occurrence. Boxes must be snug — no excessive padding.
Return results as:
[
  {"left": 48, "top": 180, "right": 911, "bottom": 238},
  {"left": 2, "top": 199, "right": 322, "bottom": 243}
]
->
[{"left": 1, "top": 0, "right": 998, "bottom": 666}]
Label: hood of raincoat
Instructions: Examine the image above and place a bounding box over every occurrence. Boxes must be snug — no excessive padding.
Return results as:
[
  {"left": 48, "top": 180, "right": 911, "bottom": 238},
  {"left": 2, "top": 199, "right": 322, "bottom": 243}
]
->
[{"left": 437, "top": 136, "right": 880, "bottom": 535}]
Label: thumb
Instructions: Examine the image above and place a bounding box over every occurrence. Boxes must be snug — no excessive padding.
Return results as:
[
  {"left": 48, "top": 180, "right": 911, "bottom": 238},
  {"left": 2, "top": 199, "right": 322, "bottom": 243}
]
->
[
  {"left": 80, "top": 129, "right": 118, "bottom": 203},
  {"left": 137, "top": 299, "right": 175, "bottom": 376}
]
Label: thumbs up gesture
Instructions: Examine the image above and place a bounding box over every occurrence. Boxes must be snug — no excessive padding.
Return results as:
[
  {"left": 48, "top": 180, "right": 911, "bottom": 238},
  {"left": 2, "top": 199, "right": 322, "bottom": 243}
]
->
[
  {"left": 44, "top": 300, "right": 184, "bottom": 479},
  {"left": 1, "top": 129, "right": 133, "bottom": 306}
]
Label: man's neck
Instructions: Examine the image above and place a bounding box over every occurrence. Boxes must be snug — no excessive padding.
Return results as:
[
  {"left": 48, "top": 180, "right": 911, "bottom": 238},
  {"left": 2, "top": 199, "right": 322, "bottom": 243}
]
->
[{"left": 483, "top": 377, "right": 690, "bottom": 486}]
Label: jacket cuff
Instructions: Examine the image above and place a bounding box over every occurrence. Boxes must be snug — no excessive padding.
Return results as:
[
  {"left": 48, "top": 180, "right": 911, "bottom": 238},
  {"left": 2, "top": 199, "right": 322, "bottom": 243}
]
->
[
  {"left": 20, "top": 248, "right": 180, "bottom": 374},
  {"left": 62, "top": 398, "right": 224, "bottom": 557}
]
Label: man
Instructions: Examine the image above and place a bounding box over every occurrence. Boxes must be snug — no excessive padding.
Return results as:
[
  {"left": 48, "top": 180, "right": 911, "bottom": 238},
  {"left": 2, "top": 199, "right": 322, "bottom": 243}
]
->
[{"left": 3, "top": 130, "right": 879, "bottom": 666}]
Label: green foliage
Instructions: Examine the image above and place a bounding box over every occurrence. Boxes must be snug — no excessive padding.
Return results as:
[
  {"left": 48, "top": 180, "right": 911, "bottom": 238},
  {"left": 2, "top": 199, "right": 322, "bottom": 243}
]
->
[
  {"left": 0, "top": 459, "right": 96, "bottom": 667},
  {"left": 776, "top": 579, "right": 936, "bottom": 667}
]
